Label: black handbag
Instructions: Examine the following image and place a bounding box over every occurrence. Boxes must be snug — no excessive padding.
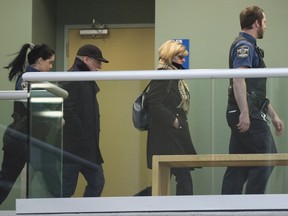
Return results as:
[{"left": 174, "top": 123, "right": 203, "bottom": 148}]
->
[{"left": 132, "top": 82, "right": 151, "bottom": 131}]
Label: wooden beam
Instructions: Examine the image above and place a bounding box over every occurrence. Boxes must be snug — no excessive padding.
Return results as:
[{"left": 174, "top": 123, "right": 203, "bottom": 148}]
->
[{"left": 152, "top": 153, "right": 288, "bottom": 196}]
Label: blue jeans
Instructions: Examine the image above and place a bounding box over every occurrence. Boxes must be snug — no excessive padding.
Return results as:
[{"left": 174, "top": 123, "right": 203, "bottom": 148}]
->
[{"left": 62, "top": 163, "right": 104, "bottom": 197}]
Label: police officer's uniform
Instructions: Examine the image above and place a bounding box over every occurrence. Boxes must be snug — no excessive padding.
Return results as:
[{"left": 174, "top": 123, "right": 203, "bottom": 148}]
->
[{"left": 221, "top": 32, "right": 277, "bottom": 194}]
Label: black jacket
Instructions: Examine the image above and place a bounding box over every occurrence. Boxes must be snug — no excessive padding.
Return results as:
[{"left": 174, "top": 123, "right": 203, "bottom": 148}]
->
[
  {"left": 3, "top": 67, "right": 38, "bottom": 158},
  {"left": 60, "top": 58, "right": 103, "bottom": 164},
  {"left": 146, "top": 65, "right": 197, "bottom": 169}
]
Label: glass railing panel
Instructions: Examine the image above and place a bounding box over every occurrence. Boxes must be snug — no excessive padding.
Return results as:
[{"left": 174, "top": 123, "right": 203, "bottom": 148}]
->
[
  {"left": 27, "top": 89, "right": 63, "bottom": 198},
  {"left": 20, "top": 70, "right": 288, "bottom": 201}
]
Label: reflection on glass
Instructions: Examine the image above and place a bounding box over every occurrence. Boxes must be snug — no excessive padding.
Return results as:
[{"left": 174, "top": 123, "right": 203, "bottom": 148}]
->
[{"left": 28, "top": 89, "right": 63, "bottom": 198}]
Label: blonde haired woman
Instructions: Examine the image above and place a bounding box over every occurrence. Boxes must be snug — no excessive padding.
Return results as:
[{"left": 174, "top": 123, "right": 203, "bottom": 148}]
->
[{"left": 146, "top": 40, "right": 197, "bottom": 195}]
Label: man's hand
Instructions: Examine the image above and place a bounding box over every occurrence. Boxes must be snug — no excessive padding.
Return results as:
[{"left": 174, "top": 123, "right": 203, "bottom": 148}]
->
[
  {"left": 267, "top": 104, "right": 284, "bottom": 136},
  {"left": 237, "top": 111, "right": 250, "bottom": 133},
  {"left": 233, "top": 77, "right": 250, "bottom": 133}
]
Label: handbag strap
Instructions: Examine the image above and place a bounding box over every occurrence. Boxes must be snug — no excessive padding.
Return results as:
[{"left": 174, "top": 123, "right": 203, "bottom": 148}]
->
[
  {"left": 143, "top": 80, "right": 173, "bottom": 93},
  {"left": 142, "top": 81, "right": 151, "bottom": 93}
]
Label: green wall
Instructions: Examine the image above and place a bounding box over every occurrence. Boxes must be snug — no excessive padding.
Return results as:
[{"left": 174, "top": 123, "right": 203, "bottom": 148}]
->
[
  {"left": 156, "top": 0, "right": 288, "bottom": 194},
  {"left": 0, "top": 0, "right": 33, "bottom": 91},
  {"left": 32, "top": 0, "right": 57, "bottom": 50},
  {"left": 0, "top": 0, "right": 33, "bottom": 210}
]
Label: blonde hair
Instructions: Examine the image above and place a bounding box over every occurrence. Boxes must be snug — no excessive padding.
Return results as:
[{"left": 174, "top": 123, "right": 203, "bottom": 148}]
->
[{"left": 158, "top": 40, "right": 188, "bottom": 68}]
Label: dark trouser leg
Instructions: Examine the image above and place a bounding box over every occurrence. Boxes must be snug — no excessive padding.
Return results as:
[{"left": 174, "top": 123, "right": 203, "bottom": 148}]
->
[
  {"left": 244, "top": 123, "right": 276, "bottom": 194},
  {"left": 81, "top": 164, "right": 104, "bottom": 197},
  {"left": 223, "top": 109, "right": 277, "bottom": 194},
  {"left": 222, "top": 166, "right": 248, "bottom": 194},
  {"left": 245, "top": 166, "right": 274, "bottom": 194},
  {"left": 61, "top": 163, "right": 80, "bottom": 197},
  {"left": 0, "top": 151, "right": 26, "bottom": 204},
  {"left": 222, "top": 126, "right": 248, "bottom": 194},
  {"left": 171, "top": 167, "right": 193, "bottom": 195},
  {"left": 41, "top": 152, "right": 61, "bottom": 197}
]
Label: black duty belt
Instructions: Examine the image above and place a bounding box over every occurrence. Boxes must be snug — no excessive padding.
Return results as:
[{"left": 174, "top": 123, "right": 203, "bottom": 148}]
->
[
  {"left": 228, "top": 87, "right": 269, "bottom": 114},
  {"left": 247, "top": 91, "right": 269, "bottom": 114}
]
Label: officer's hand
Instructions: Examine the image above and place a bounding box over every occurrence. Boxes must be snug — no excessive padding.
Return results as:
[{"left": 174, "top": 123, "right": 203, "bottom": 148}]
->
[
  {"left": 272, "top": 116, "right": 284, "bottom": 136},
  {"left": 237, "top": 112, "right": 250, "bottom": 133}
]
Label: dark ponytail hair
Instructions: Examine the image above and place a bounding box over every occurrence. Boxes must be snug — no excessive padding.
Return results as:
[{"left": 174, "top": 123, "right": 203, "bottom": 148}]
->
[{"left": 4, "top": 43, "right": 55, "bottom": 81}]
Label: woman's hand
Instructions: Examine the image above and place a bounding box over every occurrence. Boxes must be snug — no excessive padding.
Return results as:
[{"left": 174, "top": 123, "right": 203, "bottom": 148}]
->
[{"left": 173, "top": 118, "right": 179, "bottom": 129}]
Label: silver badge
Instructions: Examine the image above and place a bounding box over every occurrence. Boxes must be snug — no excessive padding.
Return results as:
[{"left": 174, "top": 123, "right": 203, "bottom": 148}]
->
[{"left": 21, "top": 81, "right": 28, "bottom": 90}]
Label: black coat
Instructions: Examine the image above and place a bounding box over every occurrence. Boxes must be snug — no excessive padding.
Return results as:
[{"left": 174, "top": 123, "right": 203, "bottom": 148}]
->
[
  {"left": 60, "top": 58, "right": 103, "bottom": 164},
  {"left": 3, "top": 67, "right": 39, "bottom": 158},
  {"left": 146, "top": 78, "right": 197, "bottom": 169}
]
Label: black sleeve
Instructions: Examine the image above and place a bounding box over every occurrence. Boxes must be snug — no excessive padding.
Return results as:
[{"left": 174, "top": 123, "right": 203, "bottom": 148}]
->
[
  {"left": 61, "top": 81, "right": 85, "bottom": 136},
  {"left": 146, "top": 80, "right": 175, "bottom": 127}
]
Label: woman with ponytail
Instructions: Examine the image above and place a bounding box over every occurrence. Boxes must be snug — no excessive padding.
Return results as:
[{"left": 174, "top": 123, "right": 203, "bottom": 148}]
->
[{"left": 0, "top": 43, "right": 55, "bottom": 205}]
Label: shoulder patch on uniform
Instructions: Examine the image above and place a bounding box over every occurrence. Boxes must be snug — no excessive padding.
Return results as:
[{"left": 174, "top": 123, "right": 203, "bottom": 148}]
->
[{"left": 237, "top": 45, "right": 249, "bottom": 58}]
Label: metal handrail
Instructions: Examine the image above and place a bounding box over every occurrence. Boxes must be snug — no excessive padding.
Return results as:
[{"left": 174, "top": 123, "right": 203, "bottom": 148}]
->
[
  {"left": 0, "top": 90, "right": 28, "bottom": 100},
  {"left": 0, "top": 82, "right": 68, "bottom": 100},
  {"left": 22, "top": 68, "right": 288, "bottom": 82},
  {"left": 30, "top": 82, "right": 68, "bottom": 99}
]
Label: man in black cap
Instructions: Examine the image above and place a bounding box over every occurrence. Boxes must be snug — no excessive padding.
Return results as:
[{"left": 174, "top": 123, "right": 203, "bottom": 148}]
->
[
  {"left": 76, "top": 44, "right": 109, "bottom": 70},
  {"left": 60, "top": 44, "right": 109, "bottom": 197}
]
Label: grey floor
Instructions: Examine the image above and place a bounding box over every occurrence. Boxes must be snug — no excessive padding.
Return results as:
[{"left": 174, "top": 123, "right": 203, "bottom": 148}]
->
[
  {"left": 5, "top": 195, "right": 288, "bottom": 216},
  {"left": 2, "top": 211, "right": 288, "bottom": 216}
]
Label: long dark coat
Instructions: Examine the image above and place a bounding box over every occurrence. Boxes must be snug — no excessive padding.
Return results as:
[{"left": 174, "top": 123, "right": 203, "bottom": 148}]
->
[
  {"left": 60, "top": 58, "right": 103, "bottom": 165},
  {"left": 146, "top": 78, "right": 197, "bottom": 169}
]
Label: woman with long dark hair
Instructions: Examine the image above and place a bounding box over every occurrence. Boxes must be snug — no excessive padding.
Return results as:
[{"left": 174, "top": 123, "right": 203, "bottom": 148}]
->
[{"left": 0, "top": 43, "right": 55, "bottom": 205}]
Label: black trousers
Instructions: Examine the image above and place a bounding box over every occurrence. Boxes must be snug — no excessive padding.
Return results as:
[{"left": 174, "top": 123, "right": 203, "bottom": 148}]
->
[
  {"left": 171, "top": 167, "right": 193, "bottom": 195},
  {"left": 222, "top": 107, "right": 277, "bottom": 194},
  {"left": 134, "top": 168, "right": 193, "bottom": 196},
  {"left": 0, "top": 151, "right": 26, "bottom": 205}
]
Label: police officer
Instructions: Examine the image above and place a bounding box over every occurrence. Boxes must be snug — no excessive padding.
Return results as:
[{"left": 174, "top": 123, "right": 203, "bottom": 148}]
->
[{"left": 221, "top": 6, "right": 284, "bottom": 194}]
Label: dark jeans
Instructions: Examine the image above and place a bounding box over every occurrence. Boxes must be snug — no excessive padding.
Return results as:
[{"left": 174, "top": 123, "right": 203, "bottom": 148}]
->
[
  {"left": 0, "top": 151, "right": 26, "bottom": 205},
  {"left": 222, "top": 107, "right": 276, "bottom": 194},
  {"left": 171, "top": 167, "right": 193, "bottom": 195},
  {"left": 62, "top": 163, "right": 105, "bottom": 197}
]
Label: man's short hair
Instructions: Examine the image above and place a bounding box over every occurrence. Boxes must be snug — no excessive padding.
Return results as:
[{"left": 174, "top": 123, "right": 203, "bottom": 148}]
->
[{"left": 240, "top": 6, "right": 264, "bottom": 30}]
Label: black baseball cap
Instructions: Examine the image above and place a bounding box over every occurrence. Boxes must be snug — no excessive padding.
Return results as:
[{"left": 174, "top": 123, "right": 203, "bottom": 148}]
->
[{"left": 77, "top": 44, "right": 109, "bottom": 63}]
